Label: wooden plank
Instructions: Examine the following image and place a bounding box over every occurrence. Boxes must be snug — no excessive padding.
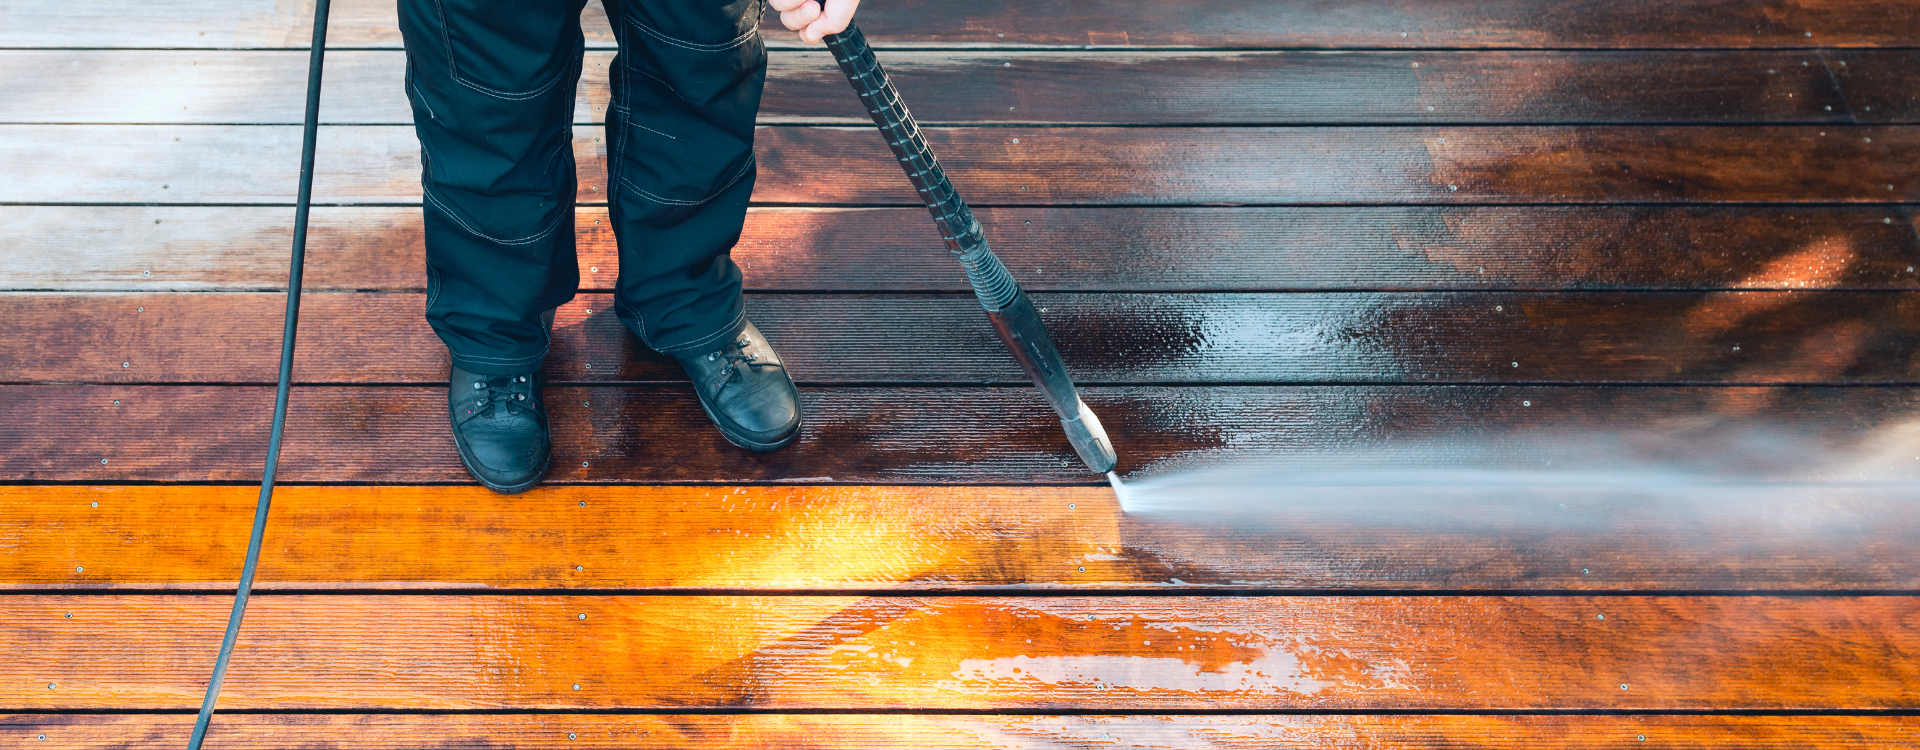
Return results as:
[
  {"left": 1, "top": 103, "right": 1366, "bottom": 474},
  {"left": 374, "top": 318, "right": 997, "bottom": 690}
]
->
[
  {"left": 10, "top": 49, "right": 1898, "bottom": 126},
  {"left": 1828, "top": 50, "right": 1920, "bottom": 124},
  {"left": 4, "top": 0, "right": 1917, "bottom": 50},
  {"left": 4, "top": 594, "right": 1918, "bottom": 710},
  {"left": 5, "top": 125, "right": 1915, "bottom": 205},
  {"left": 7, "top": 484, "right": 1919, "bottom": 591},
  {"left": 11, "top": 714, "right": 1920, "bottom": 749},
  {"left": 6, "top": 205, "right": 1916, "bottom": 293},
  {"left": 8, "top": 290, "right": 1920, "bottom": 386},
  {"left": 4, "top": 384, "right": 1918, "bottom": 484}
]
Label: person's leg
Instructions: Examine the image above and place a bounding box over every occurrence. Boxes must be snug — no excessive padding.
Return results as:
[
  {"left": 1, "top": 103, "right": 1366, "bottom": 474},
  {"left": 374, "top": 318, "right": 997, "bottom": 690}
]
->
[
  {"left": 400, "top": 0, "right": 587, "bottom": 375},
  {"left": 603, "top": 0, "right": 802, "bottom": 451},
  {"left": 399, "top": 0, "right": 588, "bottom": 491}
]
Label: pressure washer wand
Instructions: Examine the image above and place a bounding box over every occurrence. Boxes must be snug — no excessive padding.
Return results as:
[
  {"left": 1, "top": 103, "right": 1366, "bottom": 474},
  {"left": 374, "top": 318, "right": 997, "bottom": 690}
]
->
[
  {"left": 185, "top": 1, "right": 328, "bottom": 747},
  {"left": 823, "top": 23, "right": 1119, "bottom": 474}
]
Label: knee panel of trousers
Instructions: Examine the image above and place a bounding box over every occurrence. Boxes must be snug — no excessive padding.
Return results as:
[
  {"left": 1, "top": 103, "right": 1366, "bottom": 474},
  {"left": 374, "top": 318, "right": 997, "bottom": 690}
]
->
[
  {"left": 618, "top": 0, "right": 767, "bottom": 107},
  {"left": 609, "top": 102, "right": 755, "bottom": 210},
  {"left": 422, "top": 143, "right": 576, "bottom": 246},
  {"left": 428, "top": 0, "right": 585, "bottom": 100}
]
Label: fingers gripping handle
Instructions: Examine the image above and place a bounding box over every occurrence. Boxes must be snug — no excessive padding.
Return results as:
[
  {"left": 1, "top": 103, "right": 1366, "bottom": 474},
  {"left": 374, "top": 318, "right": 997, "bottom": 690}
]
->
[{"left": 823, "top": 23, "right": 1118, "bottom": 474}]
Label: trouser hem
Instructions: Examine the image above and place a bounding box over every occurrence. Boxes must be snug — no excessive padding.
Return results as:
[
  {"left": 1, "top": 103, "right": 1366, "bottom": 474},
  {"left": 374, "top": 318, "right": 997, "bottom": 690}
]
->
[
  {"left": 449, "top": 348, "right": 550, "bottom": 375},
  {"left": 647, "top": 308, "right": 748, "bottom": 358}
]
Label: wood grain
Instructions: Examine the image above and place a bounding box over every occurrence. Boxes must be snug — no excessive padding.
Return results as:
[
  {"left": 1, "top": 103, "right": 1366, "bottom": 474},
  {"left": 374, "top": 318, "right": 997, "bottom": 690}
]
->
[
  {"left": 4, "top": 384, "right": 1918, "bottom": 484},
  {"left": 11, "top": 714, "right": 1920, "bottom": 749},
  {"left": 6, "top": 206, "right": 1916, "bottom": 293},
  {"left": 10, "top": 49, "right": 1904, "bottom": 126},
  {"left": 5, "top": 594, "right": 1918, "bottom": 710},
  {"left": 6, "top": 484, "right": 1919, "bottom": 591},
  {"left": 4, "top": 0, "right": 1916, "bottom": 49},
  {"left": 4, "top": 125, "right": 1915, "bottom": 205},
  {"left": 8, "top": 290, "right": 1920, "bottom": 385}
]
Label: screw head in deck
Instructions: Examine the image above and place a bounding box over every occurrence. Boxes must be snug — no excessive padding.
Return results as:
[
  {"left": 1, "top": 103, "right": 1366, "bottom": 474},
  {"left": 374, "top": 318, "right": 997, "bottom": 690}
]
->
[
  {"left": 573, "top": 683, "right": 581, "bottom": 690},
  {"left": 1078, "top": 566, "right": 1086, "bottom": 572},
  {"left": 91, "top": 501, "right": 98, "bottom": 507},
  {"left": 576, "top": 565, "right": 584, "bottom": 572},
  {"left": 579, "top": 613, "right": 587, "bottom": 620},
  {"left": 1620, "top": 683, "right": 1629, "bottom": 690},
  {"left": 569, "top": 733, "right": 577, "bottom": 739}
]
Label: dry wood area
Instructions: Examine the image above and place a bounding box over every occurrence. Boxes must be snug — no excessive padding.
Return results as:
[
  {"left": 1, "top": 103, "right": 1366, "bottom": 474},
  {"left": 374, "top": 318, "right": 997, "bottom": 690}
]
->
[{"left": 4, "top": 0, "right": 1919, "bottom": 746}]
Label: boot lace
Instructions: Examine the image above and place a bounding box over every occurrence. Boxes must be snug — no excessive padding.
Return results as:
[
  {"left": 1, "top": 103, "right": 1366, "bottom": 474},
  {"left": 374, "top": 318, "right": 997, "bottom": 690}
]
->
[
  {"left": 703, "top": 335, "right": 783, "bottom": 393},
  {"left": 460, "top": 373, "right": 539, "bottom": 423}
]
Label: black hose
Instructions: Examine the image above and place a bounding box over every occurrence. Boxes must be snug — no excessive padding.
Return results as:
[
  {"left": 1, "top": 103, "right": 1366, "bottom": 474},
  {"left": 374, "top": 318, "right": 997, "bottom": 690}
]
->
[
  {"left": 823, "top": 22, "right": 1118, "bottom": 474},
  {"left": 185, "top": 0, "right": 329, "bottom": 746}
]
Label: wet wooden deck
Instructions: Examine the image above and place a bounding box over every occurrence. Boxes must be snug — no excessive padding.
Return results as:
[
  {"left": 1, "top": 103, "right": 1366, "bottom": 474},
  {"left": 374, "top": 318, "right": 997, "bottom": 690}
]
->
[{"left": 5, "top": 0, "right": 1920, "bottom": 746}]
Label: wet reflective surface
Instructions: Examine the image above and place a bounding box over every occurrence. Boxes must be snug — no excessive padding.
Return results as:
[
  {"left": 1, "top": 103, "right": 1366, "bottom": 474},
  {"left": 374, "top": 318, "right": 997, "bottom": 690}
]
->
[{"left": 6, "top": 594, "right": 1918, "bottom": 710}]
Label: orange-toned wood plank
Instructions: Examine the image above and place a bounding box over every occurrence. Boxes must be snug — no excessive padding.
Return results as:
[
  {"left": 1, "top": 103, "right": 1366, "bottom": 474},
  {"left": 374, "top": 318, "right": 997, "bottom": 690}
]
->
[
  {"left": 5, "top": 0, "right": 1917, "bottom": 49},
  {"left": 9, "top": 50, "right": 1897, "bottom": 126},
  {"left": 5, "top": 125, "right": 1916, "bottom": 205},
  {"left": 4, "top": 594, "right": 1917, "bottom": 710},
  {"left": 8, "top": 206, "right": 1915, "bottom": 293},
  {"left": 11, "top": 290, "right": 1920, "bottom": 385},
  {"left": 6, "top": 384, "right": 1920, "bottom": 484},
  {"left": 6, "top": 485, "right": 1919, "bottom": 591},
  {"left": 11, "top": 714, "right": 1920, "bottom": 749}
]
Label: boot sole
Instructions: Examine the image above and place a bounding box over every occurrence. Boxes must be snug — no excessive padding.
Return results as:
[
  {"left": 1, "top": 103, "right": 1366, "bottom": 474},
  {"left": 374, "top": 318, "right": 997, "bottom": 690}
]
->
[
  {"left": 452, "top": 434, "right": 552, "bottom": 494},
  {"left": 694, "top": 395, "right": 801, "bottom": 452}
]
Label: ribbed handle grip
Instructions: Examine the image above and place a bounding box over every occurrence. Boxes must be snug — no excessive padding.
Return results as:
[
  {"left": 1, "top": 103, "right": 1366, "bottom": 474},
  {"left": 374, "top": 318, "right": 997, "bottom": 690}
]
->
[
  {"left": 824, "top": 23, "right": 1018, "bottom": 310},
  {"left": 822, "top": 22, "right": 1119, "bottom": 474}
]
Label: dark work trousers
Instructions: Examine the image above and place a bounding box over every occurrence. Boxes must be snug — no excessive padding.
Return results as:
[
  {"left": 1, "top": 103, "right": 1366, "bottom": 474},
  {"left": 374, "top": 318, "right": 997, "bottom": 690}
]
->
[{"left": 399, "top": 0, "right": 764, "bottom": 374}]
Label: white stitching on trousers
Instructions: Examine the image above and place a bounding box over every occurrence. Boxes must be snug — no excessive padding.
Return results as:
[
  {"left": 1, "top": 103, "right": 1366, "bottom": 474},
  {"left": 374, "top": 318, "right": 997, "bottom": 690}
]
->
[
  {"left": 627, "top": 15, "right": 760, "bottom": 52},
  {"left": 616, "top": 154, "right": 754, "bottom": 207},
  {"left": 661, "top": 308, "right": 747, "bottom": 355},
  {"left": 421, "top": 147, "right": 571, "bottom": 246}
]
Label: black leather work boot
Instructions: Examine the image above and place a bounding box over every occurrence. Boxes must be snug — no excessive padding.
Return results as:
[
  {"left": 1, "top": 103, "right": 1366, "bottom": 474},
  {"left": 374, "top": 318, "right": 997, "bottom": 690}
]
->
[
  {"left": 676, "top": 320, "right": 802, "bottom": 451},
  {"left": 448, "top": 363, "right": 552, "bottom": 494}
]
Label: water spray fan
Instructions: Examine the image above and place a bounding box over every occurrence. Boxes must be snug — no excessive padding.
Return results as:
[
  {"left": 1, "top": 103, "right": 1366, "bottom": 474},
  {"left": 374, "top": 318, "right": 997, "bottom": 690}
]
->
[{"left": 824, "top": 23, "right": 1120, "bottom": 475}]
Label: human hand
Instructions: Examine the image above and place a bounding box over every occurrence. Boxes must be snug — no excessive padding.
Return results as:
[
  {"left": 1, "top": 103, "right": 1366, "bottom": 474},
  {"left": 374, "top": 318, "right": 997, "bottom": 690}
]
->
[{"left": 767, "top": 0, "right": 859, "bottom": 44}]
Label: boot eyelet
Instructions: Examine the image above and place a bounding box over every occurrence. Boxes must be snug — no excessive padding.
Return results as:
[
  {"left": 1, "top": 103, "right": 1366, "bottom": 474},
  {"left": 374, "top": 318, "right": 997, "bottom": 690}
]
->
[
  {"left": 516, "top": 394, "right": 526, "bottom": 400},
  {"left": 473, "top": 382, "right": 485, "bottom": 389}
]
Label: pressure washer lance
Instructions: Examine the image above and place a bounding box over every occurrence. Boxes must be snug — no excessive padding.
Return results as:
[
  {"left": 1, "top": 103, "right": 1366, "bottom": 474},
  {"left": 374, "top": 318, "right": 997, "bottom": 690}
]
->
[
  {"left": 824, "top": 22, "right": 1120, "bottom": 477},
  {"left": 185, "top": 1, "right": 330, "bottom": 748}
]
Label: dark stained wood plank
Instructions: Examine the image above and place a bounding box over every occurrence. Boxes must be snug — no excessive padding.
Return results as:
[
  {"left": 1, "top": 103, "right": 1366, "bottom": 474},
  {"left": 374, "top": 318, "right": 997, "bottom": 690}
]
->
[
  {"left": 6, "top": 206, "right": 1916, "bottom": 293},
  {"left": 11, "top": 714, "right": 1920, "bottom": 749},
  {"left": 7, "top": 484, "right": 1919, "bottom": 591},
  {"left": 9, "top": 291, "right": 1920, "bottom": 385},
  {"left": 7, "top": 49, "right": 1888, "bottom": 126},
  {"left": 1828, "top": 50, "right": 1920, "bottom": 124},
  {"left": 5, "top": 125, "right": 1915, "bottom": 205},
  {"left": 5, "top": 594, "right": 1918, "bottom": 710},
  {"left": 5, "top": 0, "right": 1917, "bottom": 49},
  {"left": 4, "top": 384, "right": 1917, "bottom": 483}
]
